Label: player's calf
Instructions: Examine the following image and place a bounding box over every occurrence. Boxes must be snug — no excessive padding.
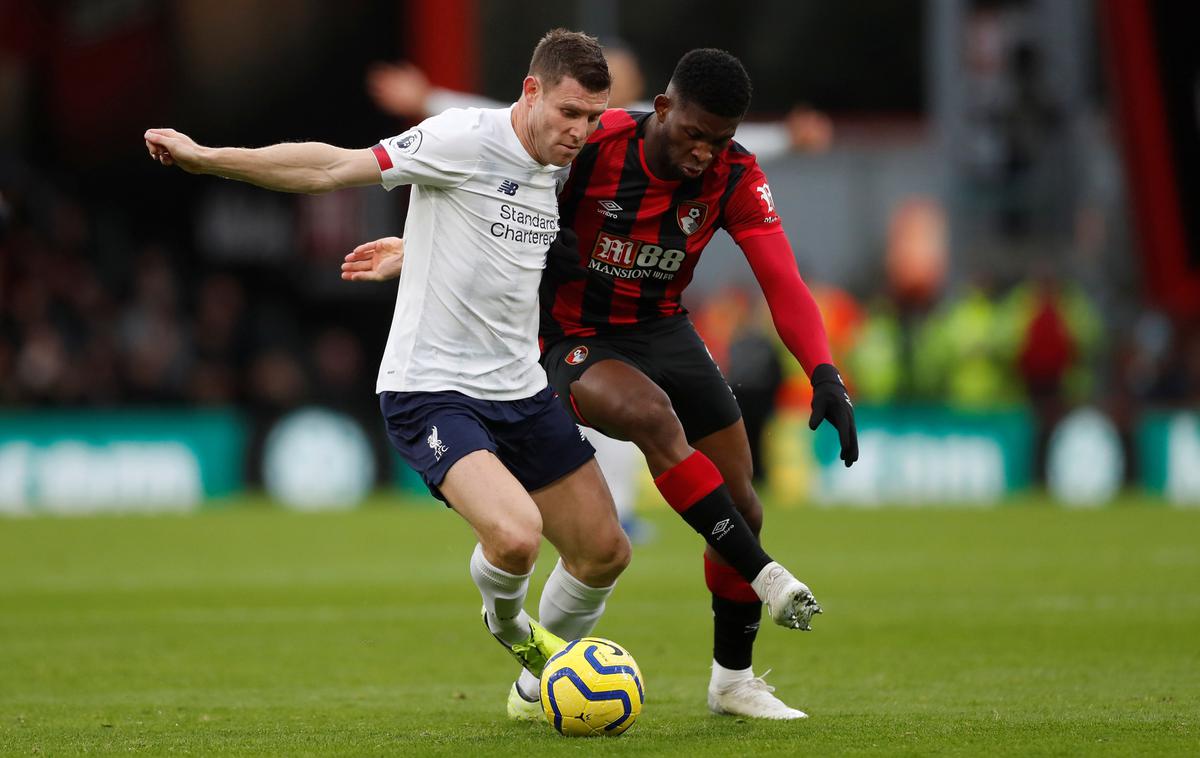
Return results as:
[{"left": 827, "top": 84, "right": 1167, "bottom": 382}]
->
[{"left": 655, "top": 451, "right": 774, "bottom": 583}]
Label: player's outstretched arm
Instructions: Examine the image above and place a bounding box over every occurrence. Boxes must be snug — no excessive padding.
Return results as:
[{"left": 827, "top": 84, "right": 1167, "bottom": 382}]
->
[
  {"left": 740, "top": 232, "right": 859, "bottom": 467},
  {"left": 144, "top": 128, "right": 380, "bottom": 194},
  {"left": 341, "top": 237, "right": 405, "bottom": 282}
]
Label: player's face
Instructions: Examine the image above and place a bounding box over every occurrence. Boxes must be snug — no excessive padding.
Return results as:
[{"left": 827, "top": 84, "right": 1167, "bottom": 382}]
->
[
  {"left": 654, "top": 96, "right": 740, "bottom": 181},
  {"left": 528, "top": 75, "right": 609, "bottom": 166}
]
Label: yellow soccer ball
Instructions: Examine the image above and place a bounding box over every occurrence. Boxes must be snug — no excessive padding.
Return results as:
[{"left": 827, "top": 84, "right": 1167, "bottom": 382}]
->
[{"left": 540, "top": 637, "right": 645, "bottom": 736}]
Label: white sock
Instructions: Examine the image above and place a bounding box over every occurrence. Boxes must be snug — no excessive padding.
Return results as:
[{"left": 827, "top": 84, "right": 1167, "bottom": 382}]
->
[
  {"left": 514, "top": 558, "right": 616, "bottom": 700},
  {"left": 710, "top": 659, "right": 754, "bottom": 691},
  {"left": 469, "top": 543, "right": 533, "bottom": 646}
]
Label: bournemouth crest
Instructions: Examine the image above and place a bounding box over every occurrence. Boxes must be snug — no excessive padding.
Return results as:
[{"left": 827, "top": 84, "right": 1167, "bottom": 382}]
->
[
  {"left": 565, "top": 346, "right": 589, "bottom": 365},
  {"left": 676, "top": 201, "right": 708, "bottom": 236}
]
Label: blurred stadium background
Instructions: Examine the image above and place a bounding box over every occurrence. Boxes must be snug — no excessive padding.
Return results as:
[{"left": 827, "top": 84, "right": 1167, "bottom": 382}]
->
[
  {"left": 2, "top": 1, "right": 1199, "bottom": 754},
  {"left": 1, "top": 0, "right": 1198, "bottom": 513}
]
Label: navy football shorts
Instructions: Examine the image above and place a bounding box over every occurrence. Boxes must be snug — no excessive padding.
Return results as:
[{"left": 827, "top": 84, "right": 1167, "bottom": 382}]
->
[
  {"left": 379, "top": 385, "right": 595, "bottom": 504},
  {"left": 540, "top": 314, "right": 743, "bottom": 444}
]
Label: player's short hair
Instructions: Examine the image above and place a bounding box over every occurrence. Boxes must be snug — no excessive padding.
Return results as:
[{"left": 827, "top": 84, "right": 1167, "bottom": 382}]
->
[
  {"left": 529, "top": 28, "right": 611, "bottom": 93},
  {"left": 669, "top": 48, "right": 752, "bottom": 119}
]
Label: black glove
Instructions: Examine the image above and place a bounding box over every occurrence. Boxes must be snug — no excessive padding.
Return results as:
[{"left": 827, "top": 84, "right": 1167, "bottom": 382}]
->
[{"left": 808, "top": 363, "right": 858, "bottom": 467}]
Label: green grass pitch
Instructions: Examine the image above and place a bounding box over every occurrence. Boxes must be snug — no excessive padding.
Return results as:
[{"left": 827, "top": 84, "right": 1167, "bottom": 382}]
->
[{"left": 1, "top": 497, "right": 1197, "bottom": 756}]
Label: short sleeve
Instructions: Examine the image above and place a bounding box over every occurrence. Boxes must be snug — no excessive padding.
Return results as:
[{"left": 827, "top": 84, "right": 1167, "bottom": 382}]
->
[
  {"left": 374, "top": 109, "right": 482, "bottom": 191},
  {"left": 722, "top": 162, "right": 784, "bottom": 243}
]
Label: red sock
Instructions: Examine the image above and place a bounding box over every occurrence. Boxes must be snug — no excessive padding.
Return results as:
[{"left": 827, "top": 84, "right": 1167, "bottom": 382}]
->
[
  {"left": 653, "top": 450, "right": 724, "bottom": 513},
  {"left": 654, "top": 451, "right": 772, "bottom": 584},
  {"left": 704, "top": 554, "right": 760, "bottom": 603}
]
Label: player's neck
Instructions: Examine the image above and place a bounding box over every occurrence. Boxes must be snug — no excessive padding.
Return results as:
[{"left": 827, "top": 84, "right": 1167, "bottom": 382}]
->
[
  {"left": 510, "top": 99, "right": 545, "bottom": 165},
  {"left": 641, "top": 122, "right": 673, "bottom": 182}
]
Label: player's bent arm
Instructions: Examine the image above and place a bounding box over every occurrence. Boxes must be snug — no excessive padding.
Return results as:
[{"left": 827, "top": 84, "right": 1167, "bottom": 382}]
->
[
  {"left": 200, "top": 142, "right": 380, "bottom": 194},
  {"left": 738, "top": 232, "right": 834, "bottom": 376}
]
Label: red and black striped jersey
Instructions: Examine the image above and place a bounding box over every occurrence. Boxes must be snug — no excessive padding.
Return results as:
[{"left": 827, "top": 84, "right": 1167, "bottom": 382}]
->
[{"left": 540, "top": 109, "right": 784, "bottom": 342}]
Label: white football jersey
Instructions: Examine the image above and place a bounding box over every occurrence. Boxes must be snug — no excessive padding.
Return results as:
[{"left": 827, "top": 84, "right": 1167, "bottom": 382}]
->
[{"left": 373, "top": 106, "right": 568, "bottom": 400}]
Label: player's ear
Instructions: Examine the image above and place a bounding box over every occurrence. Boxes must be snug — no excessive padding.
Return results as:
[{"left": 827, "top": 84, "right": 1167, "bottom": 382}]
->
[
  {"left": 653, "top": 93, "right": 671, "bottom": 123},
  {"left": 522, "top": 75, "right": 541, "bottom": 104}
]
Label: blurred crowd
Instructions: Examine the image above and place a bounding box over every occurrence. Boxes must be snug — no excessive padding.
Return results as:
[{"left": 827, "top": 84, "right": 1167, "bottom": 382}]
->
[
  {"left": 0, "top": 177, "right": 377, "bottom": 415},
  {"left": 4, "top": 170, "right": 1198, "bottom": 422},
  {"left": 694, "top": 192, "right": 1200, "bottom": 485}
]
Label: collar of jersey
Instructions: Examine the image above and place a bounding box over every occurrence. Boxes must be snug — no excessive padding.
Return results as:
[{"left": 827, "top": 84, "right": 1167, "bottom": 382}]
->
[{"left": 637, "top": 138, "right": 681, "bottom": 186}]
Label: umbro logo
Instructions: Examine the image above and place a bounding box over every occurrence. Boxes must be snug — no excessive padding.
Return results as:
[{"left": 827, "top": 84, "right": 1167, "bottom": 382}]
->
[
  {"left": 497, "top": 179, "right": 519, "bottom": 196},
  {"left": 711, "top": 518, "right": 735, "bottom": 540},
  {"left": 597, "top": 199, "right": 622, "bottom": 219}
]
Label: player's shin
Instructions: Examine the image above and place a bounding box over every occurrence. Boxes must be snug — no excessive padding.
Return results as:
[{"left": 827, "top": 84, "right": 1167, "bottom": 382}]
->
[
  {"left": 706, "top": 557, "right": 763, "bottom": 672},
  {"left": 654, "top": 451, "right": 772, "bottom": 583},
  {"left": 470, "top": 543, "right": 534, "bottom": 645},
  {"left": 514, "top": 558, "right": 616, "bottom": 700}
]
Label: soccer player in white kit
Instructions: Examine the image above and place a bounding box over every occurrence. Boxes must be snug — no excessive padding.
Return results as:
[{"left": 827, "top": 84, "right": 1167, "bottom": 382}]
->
[{"left": 144, "top": 30, "right": 629, "bottom": 718}]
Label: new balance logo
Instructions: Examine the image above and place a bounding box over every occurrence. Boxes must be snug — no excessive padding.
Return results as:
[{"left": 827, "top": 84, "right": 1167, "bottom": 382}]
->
[
  {"left": 711, "top": 518, "right": 735, "bottom": 540},
  {"left": 497, "top": 180, "right": 519, "bottom": 196},
  {"left": 427, "top": 426, "right": 448, "bottom": 461}
]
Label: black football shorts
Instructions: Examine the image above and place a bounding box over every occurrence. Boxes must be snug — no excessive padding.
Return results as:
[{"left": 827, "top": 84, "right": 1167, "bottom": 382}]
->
[{"left": 540, "top": 315, "right": 743, "bottom": 444}]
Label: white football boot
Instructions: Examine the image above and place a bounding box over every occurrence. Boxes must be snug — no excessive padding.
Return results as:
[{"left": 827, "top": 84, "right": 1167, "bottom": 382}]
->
[
  {"left": 751, "top": 561, "right": 822, "bottom": 630},
  {"left": 506, "top": 681, "right": 542, "bottom": 722},
  {"left": 708, "top": 670, "right": 808, "bottom": 720}
]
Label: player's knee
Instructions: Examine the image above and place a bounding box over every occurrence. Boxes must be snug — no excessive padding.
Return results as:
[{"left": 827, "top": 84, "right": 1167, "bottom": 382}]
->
[
  {"left": 577, "top": 530, "right": 631, "bottom": 585},
  {"left": 616, "top": 392, "right": 679, "bottom": 445},
  {"left": 606, "top": 530, "right": 633, "bottom": 576},
  {"left": 487, "top": 522, "right": 543, "bottom": 573}
]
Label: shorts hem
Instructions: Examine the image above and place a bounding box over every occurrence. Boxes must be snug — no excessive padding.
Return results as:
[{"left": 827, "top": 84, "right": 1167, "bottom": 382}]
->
[{"left": 523, "top": 444, "right": 595, "bottom": 493}]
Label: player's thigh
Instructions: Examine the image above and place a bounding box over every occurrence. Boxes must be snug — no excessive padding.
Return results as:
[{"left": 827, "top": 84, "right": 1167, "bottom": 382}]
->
[
  {"left": 493, "top": 386, "right": 597, "bottom": 494},
  {"left": 571, "top": 358, "right": 681, "bottom": 437},
  {"left": 532, "top": 458, "right": 630, "bottom": 583},
  {"left": 544, "top": 335, "right": 667, "bottom": 434},
  {"left": 380, "top": 390, "right": 501, "bottom": 502},
  {"left": 440, "top": 449, "right": 543, "bottom": 567},
  {"left": 654, "top": 322, "right": 743, "bottom": 445}
]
